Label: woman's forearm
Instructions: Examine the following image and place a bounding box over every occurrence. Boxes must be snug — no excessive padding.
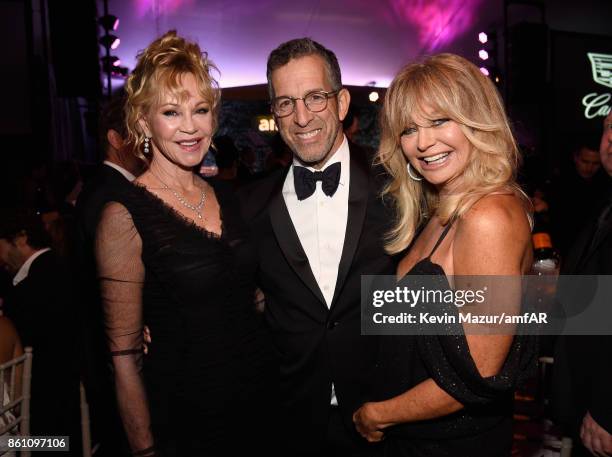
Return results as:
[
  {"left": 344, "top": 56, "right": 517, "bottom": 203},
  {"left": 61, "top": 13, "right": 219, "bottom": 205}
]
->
[
  {"left": 376, "top": 378, "right": 464, "bottom": 426},
  {"left": 113, "top": 358, "right": 155, "bottom": 453}
]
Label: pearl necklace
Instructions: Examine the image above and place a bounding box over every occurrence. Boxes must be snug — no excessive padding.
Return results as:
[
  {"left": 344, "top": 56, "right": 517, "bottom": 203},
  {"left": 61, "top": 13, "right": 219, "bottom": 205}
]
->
[{"left": 151, "top": 171, "right": 206, "bottom": 220}]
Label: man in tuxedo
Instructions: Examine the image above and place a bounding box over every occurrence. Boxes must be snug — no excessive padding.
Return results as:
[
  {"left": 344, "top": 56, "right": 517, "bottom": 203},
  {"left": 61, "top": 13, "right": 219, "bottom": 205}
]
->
[
  {"left": 553, "top": 112, "right": 612, "bottom": 456},
  {"left": 75, "top": 93, "right": 140, "bottom": 457},
  {"left": 76, "top": 91, "right": 142, "bottom": 242},
  {"left": 240, "top": 38, "right": 395, "bottom": 456},
  {"left": 0, "top": 210, "right": 81, "bottom": 455}
]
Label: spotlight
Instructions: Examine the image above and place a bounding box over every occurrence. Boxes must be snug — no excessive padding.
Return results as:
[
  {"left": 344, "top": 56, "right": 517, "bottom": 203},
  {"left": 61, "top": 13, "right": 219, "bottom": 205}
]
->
[
  {"left": 369, "top": 91, "right": 379, "bottom": 102},
  {"left": 478, "top": 49, "right": 489, "bottom": 60},
  {"left": 99, "top": 34, "right": 120, "bottom": 50},
  {"left": 101, "top": 55, "right": 121, "bottom": 70},
  {"left": 478, "top": 32, "right": 488, "bottom": 44},
  {"left": 98, "top": 14, "right": 119, "bottom": 31},
  {"left": 480, "top": 67, "right": 490, "bottom": 76}
]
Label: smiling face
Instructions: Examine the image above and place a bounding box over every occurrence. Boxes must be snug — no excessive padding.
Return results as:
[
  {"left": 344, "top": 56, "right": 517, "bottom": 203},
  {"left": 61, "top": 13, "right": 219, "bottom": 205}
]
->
[
  {"left": 139, "top": 73, "right": 213, "bottom": 170},
  {"left": 271, "top": 54, "right": 349, "bottom": 169},
  {"left": 400, "top": 110, "right": 472, "bottom": 191}
]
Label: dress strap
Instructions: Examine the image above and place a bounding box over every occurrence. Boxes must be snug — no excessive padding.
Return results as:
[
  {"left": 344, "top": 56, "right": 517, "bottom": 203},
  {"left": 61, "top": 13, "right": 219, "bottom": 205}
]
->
[{"left": 427, "top": 223, "right": 453, "bottom": 258}]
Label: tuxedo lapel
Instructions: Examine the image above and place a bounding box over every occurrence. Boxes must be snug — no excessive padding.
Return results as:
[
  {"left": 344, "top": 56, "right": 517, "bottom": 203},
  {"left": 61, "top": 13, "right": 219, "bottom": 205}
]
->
[
  {"left": 269, "top": 187, "right": 328, "bottom": 307},
  {"left": 331, "top": 154, "right": 369, "bottom": 306},
  {"left": 563, "top": 195, "right": 612, "bottom": 274},
  {"left": 577, "top": 204, "right": 612, "bottom": 271}
]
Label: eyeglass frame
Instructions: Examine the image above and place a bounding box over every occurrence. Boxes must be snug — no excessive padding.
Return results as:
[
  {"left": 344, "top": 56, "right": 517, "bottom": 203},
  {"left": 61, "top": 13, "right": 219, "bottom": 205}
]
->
[{"left": 270, "top": 89, "right": 341, "bottom": 118}]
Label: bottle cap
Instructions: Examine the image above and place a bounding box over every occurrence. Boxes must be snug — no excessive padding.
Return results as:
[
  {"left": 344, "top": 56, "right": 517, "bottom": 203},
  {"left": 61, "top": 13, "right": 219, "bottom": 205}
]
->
[{"left": 533, "top": 232, "right": 552, "bottom": 249}]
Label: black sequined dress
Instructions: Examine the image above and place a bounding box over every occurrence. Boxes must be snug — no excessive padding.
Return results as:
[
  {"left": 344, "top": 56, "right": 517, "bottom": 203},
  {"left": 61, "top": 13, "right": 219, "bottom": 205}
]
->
[{"left": 374, "top": 224, "right": 535, "bottom": 457}]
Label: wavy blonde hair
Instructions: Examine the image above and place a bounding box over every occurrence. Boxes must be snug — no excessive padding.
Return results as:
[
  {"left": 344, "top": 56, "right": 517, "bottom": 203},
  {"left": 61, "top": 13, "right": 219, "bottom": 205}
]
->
[
  {"left": 124, "top": 30, "right": 221, "bottom": 164},
  {"left": 378, "top": 53, "right": 530, "bottom": 254}
]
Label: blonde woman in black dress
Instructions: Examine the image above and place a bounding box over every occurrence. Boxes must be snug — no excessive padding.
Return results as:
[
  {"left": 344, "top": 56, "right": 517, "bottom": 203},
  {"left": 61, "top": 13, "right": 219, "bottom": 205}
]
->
[
  {"left": 96, "top": 31, "right": 276, "bottom": 457},
  {"left": 353, "top": 53, "right": 534, "bottom": 457}
]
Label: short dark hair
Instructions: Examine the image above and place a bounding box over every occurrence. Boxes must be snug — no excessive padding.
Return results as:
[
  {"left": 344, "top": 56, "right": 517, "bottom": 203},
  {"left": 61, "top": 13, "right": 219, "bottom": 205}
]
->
[
  {"left": 0, "top": 209, "right": 51, "bottom": 249},
  {"left": 99, "top": 90, "right": 128, "bottom": 156},
  {"left": 572, "top": 135, "right": 600, "bottom": 157},
  {"left": 266, "top": 37, "right": 342, "bottom": 99}
]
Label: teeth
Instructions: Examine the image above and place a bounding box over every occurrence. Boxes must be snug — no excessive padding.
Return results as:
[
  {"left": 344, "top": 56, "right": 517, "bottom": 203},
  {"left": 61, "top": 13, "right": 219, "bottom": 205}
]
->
[
  {"left": 296, "top": 129, "right": 320, "bottom": 139},
  {"left": 423, "top": 152, "right": 449, "bottom": 163},
  {"left": 179, "top": 140, "right": 198, "bottom": 146}
]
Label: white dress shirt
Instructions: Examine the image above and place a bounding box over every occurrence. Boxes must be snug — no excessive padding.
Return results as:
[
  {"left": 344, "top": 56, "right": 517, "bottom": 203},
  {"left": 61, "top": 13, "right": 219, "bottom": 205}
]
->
[
  {"left": 103, "top": 161, "right": 136, "bottom": 182},
  {"left": 282, "top": 136, "right": 351, "bottom": 406},
  {"left": 12, "top": 248, "right": 51, "bottom": 286}
]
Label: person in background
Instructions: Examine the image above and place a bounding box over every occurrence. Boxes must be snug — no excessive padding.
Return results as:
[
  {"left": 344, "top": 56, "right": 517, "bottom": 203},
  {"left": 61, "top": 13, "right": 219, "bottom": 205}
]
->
[
  {"left": 549, "top": 138, "right": 608, "bottom": 256},
  {"left": 0, "top": 210, "right": 80, "bottom": 456},
  {"left": 0, "top": 315, "right": 23, "bottom": 457},
  {"left": 212, "top": 135, "right": 239, "bottom": 183},
  {"left": 552, "top": 112, "right": 612, "bottom": 457}
]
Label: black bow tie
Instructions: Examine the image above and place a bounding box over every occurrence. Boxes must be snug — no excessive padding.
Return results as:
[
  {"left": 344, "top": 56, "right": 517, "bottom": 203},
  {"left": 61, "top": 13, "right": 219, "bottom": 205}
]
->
[{"left": 293, "top": 162, "right": 341, "bottom": 200}]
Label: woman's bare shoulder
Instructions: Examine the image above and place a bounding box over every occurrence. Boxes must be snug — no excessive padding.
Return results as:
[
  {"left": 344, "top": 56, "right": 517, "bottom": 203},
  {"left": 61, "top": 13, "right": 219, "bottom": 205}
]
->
[
  {"left": 453, "top": 193, "right": 531, "bottom": 274},
  {"left": 460, "top": 193, "right": 530, "bottom": 235}
]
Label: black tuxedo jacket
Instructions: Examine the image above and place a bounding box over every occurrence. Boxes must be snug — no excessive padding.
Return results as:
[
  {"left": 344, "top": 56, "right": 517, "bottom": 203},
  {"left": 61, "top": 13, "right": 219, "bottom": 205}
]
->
[
  {"left": 76, "top": 164, "right": 133, "bottom": 249},
  {"left": 553, "top": 190, "right": 612, "bottom": 436},
  {"left": 4, "top": 250, "right": 81, "bottom": 443},
  {"left": 240, "top": 148, "right": 396, "bottom": 451}
]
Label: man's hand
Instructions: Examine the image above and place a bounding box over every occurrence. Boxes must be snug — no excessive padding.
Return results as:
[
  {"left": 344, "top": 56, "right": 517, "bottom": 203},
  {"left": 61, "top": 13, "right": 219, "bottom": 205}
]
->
[
  {"left": 352, "top": 402, "right": 388, "bottom": 443},
  {"left": 581, "top": 411, "right": 612, "bottom": 456}
]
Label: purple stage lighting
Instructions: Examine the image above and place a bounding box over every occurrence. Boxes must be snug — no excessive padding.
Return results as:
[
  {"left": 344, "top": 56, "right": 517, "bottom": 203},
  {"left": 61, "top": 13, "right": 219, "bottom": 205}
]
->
[
  {"left": 389, "top": 0, "right": 483, "bottom": 51},
  {"left": 112, "top": 0, "right": 497, "bottom": 88},
  {"left": 480, "top": 67, "right": 489, "bottom": 76},
  {"left": 478, "top": 32, "right": 488, "bottom": 43},
  {"left": 478, "top": 49, "right": 489, "bottom": 60}
]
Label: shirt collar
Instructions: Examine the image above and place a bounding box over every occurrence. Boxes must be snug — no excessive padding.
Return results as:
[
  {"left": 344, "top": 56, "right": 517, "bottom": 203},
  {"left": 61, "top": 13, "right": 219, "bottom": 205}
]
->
[
  {"left": 103, "top": 161, "right": 136, "bottom": 182},
  {"left": 13, "top": 248, "right": 51, "bottom": 286}
]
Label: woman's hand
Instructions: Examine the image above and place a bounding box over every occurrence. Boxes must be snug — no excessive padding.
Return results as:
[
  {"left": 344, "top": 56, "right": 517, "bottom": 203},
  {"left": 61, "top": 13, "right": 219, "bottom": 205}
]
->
[
  {"left": 581, "top": 411, "right": 612, "bottom": 456},
  {"left": 353, "top": 402, "right": 389, "bottom": 442}
]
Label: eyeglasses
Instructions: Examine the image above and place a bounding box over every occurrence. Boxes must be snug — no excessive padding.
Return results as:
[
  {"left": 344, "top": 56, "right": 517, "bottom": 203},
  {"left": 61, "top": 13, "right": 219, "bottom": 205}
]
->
[{"left": 271, "top": 90, "right": 339, "bottom": 117}]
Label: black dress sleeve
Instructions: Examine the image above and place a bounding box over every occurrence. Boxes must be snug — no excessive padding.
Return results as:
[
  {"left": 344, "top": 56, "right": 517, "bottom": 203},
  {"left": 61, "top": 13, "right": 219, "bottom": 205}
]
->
[{"left": 96, "top": 201, "right": 156, "bottom": 456}]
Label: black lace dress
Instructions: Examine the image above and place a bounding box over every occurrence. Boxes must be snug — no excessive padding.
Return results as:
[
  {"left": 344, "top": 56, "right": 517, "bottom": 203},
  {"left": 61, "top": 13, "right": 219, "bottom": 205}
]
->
[
  {"left": 96, "top": 180, "right": 278, "bottom": 457},
  {"left": 374, "top": 224, "right": 535, "bottom": 457}
]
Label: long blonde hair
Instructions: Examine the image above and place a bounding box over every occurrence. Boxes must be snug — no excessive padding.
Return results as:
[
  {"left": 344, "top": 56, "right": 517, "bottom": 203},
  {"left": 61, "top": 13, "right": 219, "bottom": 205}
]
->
[
  {"left": 124, "top": 30, "right": 221, "bottom": 164},
  {"left": 378, "top": 53, "right": 529, "bottom": 254}
]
